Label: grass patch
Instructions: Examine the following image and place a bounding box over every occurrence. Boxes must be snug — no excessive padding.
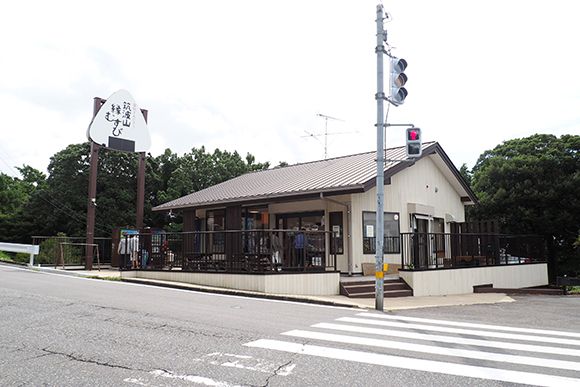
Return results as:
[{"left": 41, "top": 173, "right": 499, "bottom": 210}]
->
[
  {"left": 567, "top": 286, "right": 580, "bottom": 294},
  {"left": 0, "top": 253, "right": 15, "bottom": 263}
]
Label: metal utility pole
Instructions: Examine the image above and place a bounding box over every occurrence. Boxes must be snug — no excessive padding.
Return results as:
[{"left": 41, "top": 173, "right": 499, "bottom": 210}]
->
[{"left": 374, "top": 4, "right": 387, "bottom": 311}]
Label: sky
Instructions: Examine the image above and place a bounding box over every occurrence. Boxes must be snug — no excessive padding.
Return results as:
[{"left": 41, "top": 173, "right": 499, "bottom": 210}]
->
[{"left": 0, "top": 0, "right": 578, "bottom": 179}]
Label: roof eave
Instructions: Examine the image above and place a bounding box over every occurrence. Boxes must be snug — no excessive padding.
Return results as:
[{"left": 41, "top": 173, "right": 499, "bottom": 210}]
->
[{"left": 152, "top": 184, "right": 365, "bottom": 212}]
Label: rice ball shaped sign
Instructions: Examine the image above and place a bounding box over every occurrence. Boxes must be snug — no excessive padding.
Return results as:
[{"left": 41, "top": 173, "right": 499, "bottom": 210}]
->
[{"left": 87, "top": 89, "right": 150, "bottom": 152}]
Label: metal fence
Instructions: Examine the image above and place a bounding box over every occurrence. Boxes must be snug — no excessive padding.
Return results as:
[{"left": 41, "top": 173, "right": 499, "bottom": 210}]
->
[
  {"left": 119, "top": 229, "right": 338, "bottom": 273},
  {"left": 362, "top": 236, "right": 401, "bottom": 254},
  {"left": 31, "top": 236, "right": 112, "bottom": 267},
  {"left": 400, "top": 233, "right": 547, "bottom": 270}
]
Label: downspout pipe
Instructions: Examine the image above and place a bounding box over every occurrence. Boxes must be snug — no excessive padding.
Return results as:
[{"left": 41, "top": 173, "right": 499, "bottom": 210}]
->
[{"left": 320, "top": 193, "right": 353, "bottom": 275}]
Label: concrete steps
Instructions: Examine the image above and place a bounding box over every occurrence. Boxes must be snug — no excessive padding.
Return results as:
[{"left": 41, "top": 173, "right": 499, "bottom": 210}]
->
[{"left": 340, "top": 278, "right": 413, "bottom": 298}]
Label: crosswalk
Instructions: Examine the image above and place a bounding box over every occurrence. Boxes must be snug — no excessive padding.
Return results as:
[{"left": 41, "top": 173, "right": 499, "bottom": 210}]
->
[{"left": 244, "top": 312, "right": 580, "bottom": 386}]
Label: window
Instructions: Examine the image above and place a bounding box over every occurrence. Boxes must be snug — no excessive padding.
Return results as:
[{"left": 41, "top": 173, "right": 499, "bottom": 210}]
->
[
  {"left": 206, "top": 209, "right": 225, "bottom": 253},
  {"left": 242, "top": 207, "right": 269, "bottom": 230},
  {"left": 330, "top": 212, "right": 344, "bottom": 254},
  {"left": 362, "top": 211, "right": 400, "bottom": 254}
]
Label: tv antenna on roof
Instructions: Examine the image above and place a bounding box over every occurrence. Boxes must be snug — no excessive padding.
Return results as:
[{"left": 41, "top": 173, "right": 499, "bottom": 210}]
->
[{"left": 301, "top": 113, "right": 355, "bottom": 159}]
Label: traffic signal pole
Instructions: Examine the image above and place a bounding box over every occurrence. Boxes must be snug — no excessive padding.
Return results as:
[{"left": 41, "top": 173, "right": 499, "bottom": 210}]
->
[{"left": 375, "top": 4, "right": 386, "bottom": 311}]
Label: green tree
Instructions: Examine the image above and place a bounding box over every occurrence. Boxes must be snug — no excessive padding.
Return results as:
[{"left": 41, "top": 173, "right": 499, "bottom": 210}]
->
[
  {"left": 24, "top": 143, "right": 141, "bottom": 237},
  {"left": 12, "top": 143, "right": 269, "bottom": 239},
  {"left": 459, "top": 163, "right": 472, "bottom": 187},
  {"left": 0, "top": 166, "right": 46, "bottom": 243},
  {"left": 158, "top": 146, "right": 269, "bottom": 205},
  {"left": 469, "top": 134, "right": 580, "bottom": 277}
]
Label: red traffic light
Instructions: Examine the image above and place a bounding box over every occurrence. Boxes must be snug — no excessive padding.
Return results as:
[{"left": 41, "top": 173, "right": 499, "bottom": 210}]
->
[
  {"left": 407, "top": 129, "right": 420, "bottom": 141},
  {"left": 406, "top": 128, "right": 422, "bottom": 158}
]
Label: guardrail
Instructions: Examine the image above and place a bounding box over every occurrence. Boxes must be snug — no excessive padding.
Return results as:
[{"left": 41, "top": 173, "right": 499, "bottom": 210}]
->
[{"left": 0, "top": 242, "right": 40, "bottom": 266}]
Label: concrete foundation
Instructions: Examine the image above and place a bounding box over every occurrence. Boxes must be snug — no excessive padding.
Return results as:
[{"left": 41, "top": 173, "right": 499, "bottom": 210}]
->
[
  {"left": 121, "top": 270, "right": 340, "bottom": 296},
  {"left": 399, "top": 263, "right": 548, "bottom": 297}
]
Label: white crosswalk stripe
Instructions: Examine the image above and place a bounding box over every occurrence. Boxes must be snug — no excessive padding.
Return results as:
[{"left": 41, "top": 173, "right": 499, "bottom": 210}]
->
[
  {"left": 281, "top": 330, "right": 580, "bottom": 371},
  {"left": 245, "top": 339, "right": 580, "bottom": 387},
  {"left": 313, "top": 322, "right": 580, "bottom": 357},
  {"left": 244, "top": 312, "right": 580, "bottom": 386},
  {"left": 336, "top": 317, "right": 580, "bottom": 346},
  {"left": 355, "top": 312, "right": 580, "bottom": 338}
]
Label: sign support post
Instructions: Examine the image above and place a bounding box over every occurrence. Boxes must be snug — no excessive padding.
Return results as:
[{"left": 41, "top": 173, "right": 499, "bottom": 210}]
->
[
  {"left": 85, "top": 97, "right": 105, "bottom": 270},
  {"left": 136, "top": 110, "right": 148, "bottom": 229},
  {"left": 85, "top": 90, "right": 151, "bottom": 270}
]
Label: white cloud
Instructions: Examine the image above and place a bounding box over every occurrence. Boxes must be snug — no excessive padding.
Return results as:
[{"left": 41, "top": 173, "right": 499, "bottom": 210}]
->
[{"left": 0, "top": 0, "right": 578, "bottom": 178}]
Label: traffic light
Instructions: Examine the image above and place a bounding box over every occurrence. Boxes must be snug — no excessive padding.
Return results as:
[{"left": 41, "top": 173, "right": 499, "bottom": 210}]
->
[
  {"left": 389, "top": 57, "right": 408, "bottom": 106},
  {"left": 406, "top": 127, "right": 422, "bottom": 158}
]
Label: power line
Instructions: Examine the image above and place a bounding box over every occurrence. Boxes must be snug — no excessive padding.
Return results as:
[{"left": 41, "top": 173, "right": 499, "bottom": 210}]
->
[{"left": 0, "top": 146, "right": 110, "bottom": 236}]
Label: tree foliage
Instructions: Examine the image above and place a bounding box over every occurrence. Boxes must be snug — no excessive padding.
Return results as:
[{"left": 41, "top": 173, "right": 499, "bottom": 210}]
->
[
  {"left": 469, "top": 134, "right": 580, "bottom": 275},
  {"left": 1, "top": 143, "right": 269, "bottom": 241},
  {"left": 0, "top": 166, "right": 46, "bottom": 243}
]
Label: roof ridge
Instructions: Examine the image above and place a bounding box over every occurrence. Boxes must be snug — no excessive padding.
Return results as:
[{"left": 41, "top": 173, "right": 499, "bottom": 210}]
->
[
  {"left": 254, "top": 141, "right": 437, "bottom": 174},
  {"left": 153, "top": 141, "right": 443, "bottom": 211}
]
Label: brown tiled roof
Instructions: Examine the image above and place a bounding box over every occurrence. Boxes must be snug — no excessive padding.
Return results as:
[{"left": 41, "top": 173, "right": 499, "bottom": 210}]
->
[{"left": 153, "top": 142, "right": 474, "bottom": 211}]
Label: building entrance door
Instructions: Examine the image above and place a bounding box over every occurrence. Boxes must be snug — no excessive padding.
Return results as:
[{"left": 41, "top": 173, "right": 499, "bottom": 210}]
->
[
  {"left": 411, "top": 214, "right": 430, "bottom": 269},
  {"left": 276, "top": 211, "right": 325, "bottom": 270}
]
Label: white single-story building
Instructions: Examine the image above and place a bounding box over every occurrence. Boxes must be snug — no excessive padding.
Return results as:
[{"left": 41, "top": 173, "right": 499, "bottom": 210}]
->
[{"left": 148, "top": 142, "right": 548, "bottom": 297}]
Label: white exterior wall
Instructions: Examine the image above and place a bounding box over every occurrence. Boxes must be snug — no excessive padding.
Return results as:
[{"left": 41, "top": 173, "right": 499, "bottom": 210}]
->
[
  {"left": 399, "top": 263, "right": 548, "bottom": 296},
  {"left": 350, "top": 156, "right": 466, "bottom": 273},
  {"left": 122, "top": 270, "right": 340, "bottom": 296}
]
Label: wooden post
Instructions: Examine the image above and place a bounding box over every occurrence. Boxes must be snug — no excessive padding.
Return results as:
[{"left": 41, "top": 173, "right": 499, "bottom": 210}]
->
[
  {"left": 85, "top": 97, "right": 104, "bottom": 270},
  {"left": 136, "top": 109, "right": 148, "bottom": 229}
]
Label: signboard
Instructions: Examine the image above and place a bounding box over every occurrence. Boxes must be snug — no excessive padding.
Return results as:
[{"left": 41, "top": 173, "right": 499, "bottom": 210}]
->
[
  {"left": 87, "top": 90, "right": 151, "bottom": 152},
  {"left": 332, "top": 225, "right": 341, "bottom": 238}
]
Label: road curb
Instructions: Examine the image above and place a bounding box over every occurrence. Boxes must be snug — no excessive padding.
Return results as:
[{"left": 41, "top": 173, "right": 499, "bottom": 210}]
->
[
  {"left": 121, "top": 277, "right": 364, "bottom": 309},
  {"left": 2, "top": 262, "right": 363, "bottom": 308}
]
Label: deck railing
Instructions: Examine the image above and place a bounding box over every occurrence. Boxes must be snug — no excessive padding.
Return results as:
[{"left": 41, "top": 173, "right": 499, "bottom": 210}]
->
[
  {"left": 120, "top": 229, "right": 338, "bottom": 273},
  {"left": 400, "top": 233, "right": 547, "bottom": 271}
]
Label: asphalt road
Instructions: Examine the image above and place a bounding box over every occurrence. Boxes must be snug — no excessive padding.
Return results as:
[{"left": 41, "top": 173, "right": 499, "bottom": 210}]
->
[{"left": 1, "top": 264, "right": 579, "bottom": 386}]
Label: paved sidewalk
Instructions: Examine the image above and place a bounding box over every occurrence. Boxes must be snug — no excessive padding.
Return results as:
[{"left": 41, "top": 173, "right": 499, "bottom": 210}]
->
[{"left": 14, "top": 264, "right": 515, "bottom": 311}]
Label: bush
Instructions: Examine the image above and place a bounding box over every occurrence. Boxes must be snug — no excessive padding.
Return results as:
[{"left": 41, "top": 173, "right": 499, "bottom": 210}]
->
[
  {"left": 36, "top": 233, "right": 83, "bottom": 265},
  {"left": 0, "top": 251, "right": 29, "bottom": 264},
  {"left": 14, "top": 252, "right": 30, "bottom": 263}
]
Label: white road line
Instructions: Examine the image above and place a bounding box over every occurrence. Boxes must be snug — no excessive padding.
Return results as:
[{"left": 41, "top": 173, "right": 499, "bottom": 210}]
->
[
  {"left": 314, "top": 323, "right": 580, "bottom": 357},
  {"left": 150, "top": 369, "right": 241, "bottom": 387},
  {"left": 192, "top": 351, "right": 296, "bottom": 376},
  {"left": 357, "top": 312, "right": 580, "bottom": 339},
  {"left": 244, "top": 339, "right": 580, "bottom": 387},
  {"left": 338, "top": 317, "right": 580, "bottom": 347},
  {"left": 282, "top": 330, "right": 580, "bottom": 371}
]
